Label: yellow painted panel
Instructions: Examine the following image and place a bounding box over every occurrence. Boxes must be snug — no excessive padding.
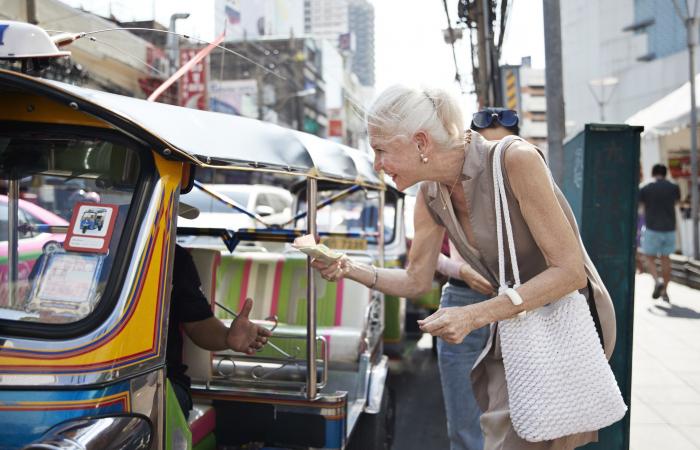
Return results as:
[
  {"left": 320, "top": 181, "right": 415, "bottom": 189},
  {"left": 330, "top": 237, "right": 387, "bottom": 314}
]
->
[{"left": 0, "top": 93, "right": 110, "bottom": 128}]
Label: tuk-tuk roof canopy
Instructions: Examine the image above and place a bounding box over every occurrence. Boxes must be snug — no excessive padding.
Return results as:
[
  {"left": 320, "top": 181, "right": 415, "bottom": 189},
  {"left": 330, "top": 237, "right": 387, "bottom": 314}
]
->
[{"left": 0, "top": 69, "right": 383, "bottom": 188}]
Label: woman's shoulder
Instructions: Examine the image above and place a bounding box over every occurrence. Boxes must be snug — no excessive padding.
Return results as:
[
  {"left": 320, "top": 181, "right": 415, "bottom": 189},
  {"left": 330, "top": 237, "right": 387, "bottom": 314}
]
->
[{"left": 503, "top": 139, "right": 548, "bottom": 175}]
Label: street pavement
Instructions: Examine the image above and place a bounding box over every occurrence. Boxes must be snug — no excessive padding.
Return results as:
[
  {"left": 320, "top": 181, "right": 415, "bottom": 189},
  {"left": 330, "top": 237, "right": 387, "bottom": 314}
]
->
[
  {"left": 390, "top": 275, "right": 700, "bottom": 449},
  {"left": 389, "top": 334, "right": 450, "bottom": 450},
  {"left": 630, "top": 274, "right": 700, "bottom": 450}
]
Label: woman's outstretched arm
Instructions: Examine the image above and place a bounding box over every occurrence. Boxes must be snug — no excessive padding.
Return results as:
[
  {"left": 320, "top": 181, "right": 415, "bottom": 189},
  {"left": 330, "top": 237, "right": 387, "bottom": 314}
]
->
[{"left": 312, "top": 189, "right": 445, "bottom": 298}]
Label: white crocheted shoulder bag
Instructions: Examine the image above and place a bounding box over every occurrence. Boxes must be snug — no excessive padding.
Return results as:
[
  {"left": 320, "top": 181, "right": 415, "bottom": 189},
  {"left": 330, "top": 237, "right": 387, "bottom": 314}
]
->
[{"left": 492, "top": 136, "right": 627, "bottom": 442}]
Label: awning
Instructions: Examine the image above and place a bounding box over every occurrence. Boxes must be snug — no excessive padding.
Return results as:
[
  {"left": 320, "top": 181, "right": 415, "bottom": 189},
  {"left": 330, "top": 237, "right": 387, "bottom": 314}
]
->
[{"left": 626, "top": 72, "right": 700, "bottom": 135}]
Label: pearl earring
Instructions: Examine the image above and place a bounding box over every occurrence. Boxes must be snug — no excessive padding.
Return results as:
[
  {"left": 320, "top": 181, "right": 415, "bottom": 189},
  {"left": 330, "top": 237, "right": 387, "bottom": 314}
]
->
[{"left": 418, "top": 145, "right": 428, "bottom": 163}]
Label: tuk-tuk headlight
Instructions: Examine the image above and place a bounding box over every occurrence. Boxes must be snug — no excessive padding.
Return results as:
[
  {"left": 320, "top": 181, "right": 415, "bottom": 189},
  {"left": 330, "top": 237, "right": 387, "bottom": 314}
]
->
[{"left": 22, "top": 413, "right": 152, "bottom": 450}]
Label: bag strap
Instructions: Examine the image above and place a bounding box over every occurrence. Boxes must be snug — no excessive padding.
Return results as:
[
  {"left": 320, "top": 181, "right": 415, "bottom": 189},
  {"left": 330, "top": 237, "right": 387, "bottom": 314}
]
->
[{"left": 492, "top": 135, "right": 522, "bottom": 292}]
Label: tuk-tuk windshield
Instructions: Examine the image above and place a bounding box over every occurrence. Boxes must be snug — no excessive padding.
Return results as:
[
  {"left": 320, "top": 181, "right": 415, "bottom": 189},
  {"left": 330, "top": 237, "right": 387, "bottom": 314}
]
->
[
  {"left": 0, "top": 131, "right": 143, "bottom": 326},
  {"left": 297, "top": 188, "right": 396, "bottom": 244}
]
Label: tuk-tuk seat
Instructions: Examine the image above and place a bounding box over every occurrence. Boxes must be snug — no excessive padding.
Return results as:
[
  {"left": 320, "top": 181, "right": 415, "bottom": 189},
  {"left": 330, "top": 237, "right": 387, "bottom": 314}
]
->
[
  {"left": 188, "top": 403, "right": 216, "bottom": 447},
  {"left": 183, "top": 249, "right": 371, "bottom": 370}
]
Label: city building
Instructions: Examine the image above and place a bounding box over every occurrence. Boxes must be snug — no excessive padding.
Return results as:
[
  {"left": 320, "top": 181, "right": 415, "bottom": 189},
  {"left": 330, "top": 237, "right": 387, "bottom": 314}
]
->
[
  {"left": 348, "top": 0, "right": 375, "bottom": 87},
  {"left": 500, "top": 57, "right": 547, "bottom": 150},
  {"left": 215, "top": 0, "right": 305, "bottom": 42},
  {"left": 561, "top": 0, "right": 698, "bottom": 256},
  {"left": 561, "top": 0, "right": 695, "bottom": 133},
  {"left": 305, "top": 0, "right": 349, "bottom": 45},
  {"left": 209, "top": 37, "right": 328, "bottom": 136},
  {"left": 0, "top": 0, "right": 155, "bottom": 97}
]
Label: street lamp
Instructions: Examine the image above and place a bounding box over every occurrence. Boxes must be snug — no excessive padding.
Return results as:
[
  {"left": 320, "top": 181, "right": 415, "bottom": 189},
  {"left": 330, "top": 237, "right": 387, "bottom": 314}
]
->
[
  {"left": 167, "top": 12, "right": 190, "bottom": 74},
  {"left": 587, "top": 76, "right": 619, "bottom": 122}
]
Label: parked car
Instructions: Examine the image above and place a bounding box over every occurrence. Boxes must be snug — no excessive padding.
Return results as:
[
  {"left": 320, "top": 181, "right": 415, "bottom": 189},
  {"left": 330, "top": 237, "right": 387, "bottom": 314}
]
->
[
  {"left": 0, "top": 195, "right": 68, "bottom": 308},
  {"left": 177, "top": 184, "right": 292, "bottom": 247}
]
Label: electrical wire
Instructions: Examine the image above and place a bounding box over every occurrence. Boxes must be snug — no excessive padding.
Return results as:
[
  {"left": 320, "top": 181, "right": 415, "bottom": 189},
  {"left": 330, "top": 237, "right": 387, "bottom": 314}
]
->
[{"left": 76, "top": 27, "right": 286, "bottom": 80}]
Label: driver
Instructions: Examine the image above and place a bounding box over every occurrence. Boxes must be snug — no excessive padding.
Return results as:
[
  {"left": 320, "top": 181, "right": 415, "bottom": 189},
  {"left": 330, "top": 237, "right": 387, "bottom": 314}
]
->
[{"left": 169, "top": 203, "right": 272, "bottom": 417}]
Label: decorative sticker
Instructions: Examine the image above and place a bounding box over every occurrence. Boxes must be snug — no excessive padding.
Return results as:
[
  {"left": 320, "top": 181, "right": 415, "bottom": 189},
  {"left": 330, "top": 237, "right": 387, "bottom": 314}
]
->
[
  {"left": 64, "top": 202, "right": 119, "bottom": 254},
  {"left": 35, "top": 253, "right": 101, "bottom": 303}
]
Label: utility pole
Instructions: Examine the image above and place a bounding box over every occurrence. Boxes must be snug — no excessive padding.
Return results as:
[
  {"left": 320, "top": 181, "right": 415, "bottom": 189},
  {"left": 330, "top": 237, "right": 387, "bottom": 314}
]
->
[
  {"left": 474, "top": 0, "right": 490, "bottom": 107},
  {"left": 542, "top": 0, "right": 565, "bottom": 184},
  {"left": 687, "top": 14, "right": 699, "bottom": 260},
  {"left": 481, "top": 0, "right": 494, "bottom": 106}
]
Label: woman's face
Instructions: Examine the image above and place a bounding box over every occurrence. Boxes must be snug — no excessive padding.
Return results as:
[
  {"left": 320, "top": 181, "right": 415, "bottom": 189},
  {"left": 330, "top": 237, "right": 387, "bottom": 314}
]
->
[{"left": 369, "top": 128, "right": 423, "bottom": 191}]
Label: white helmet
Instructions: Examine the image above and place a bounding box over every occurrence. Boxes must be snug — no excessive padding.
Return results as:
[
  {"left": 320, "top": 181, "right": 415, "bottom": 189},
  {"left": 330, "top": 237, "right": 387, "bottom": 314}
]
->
[{"left": 0, "top": 20, "right": 71, "bottom": 59}]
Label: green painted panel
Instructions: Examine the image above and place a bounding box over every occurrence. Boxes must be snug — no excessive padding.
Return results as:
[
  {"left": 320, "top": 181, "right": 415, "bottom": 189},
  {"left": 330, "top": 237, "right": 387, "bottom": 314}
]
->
[
  {"left": 383, "top": 294, "right": 404, "bottom": 341},
  {"left": 165, "top": 380, "right": 192, "bottom": 450},
  {"left": 215, "top": 257, "right": 246, "bottom": 319},
  {"left": 193, "top": 433, "right": 216, "bottom": 450},
  {"left": 563, "top": 124, "right": 643, "bottom": 450}
]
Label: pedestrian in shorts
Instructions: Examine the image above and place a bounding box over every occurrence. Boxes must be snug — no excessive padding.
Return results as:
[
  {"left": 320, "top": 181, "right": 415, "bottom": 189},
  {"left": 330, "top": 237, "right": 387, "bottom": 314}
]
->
[{"left": 639, "top": 164, "right": 680, "bottom": 303}]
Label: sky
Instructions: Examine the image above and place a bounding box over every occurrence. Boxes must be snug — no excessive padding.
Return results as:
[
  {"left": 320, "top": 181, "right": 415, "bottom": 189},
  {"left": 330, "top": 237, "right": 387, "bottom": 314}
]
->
[{"left": 61, "top": 0, "right": 544, "bottom": 119}]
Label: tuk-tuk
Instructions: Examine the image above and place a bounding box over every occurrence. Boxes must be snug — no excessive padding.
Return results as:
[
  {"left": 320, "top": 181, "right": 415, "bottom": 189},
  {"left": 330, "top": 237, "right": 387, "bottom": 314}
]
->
[
  {"left": 79, "top": 208, "right": 106, "bottom": 233},
  {"left": 0, "top": 23, "right": 396, "bottom": 449}
]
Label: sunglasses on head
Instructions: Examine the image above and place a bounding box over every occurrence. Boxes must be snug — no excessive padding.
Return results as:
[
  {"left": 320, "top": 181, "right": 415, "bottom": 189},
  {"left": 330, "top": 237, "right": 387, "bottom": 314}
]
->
[{"left": 472, "top": 109, "right": 519, "bottom": 129}]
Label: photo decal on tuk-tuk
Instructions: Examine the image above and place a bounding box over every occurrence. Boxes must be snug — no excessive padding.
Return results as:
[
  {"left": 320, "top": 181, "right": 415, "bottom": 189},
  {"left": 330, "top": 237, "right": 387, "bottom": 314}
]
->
[{"left": 64, "top": 202, "right": 118, "bottom": 254}]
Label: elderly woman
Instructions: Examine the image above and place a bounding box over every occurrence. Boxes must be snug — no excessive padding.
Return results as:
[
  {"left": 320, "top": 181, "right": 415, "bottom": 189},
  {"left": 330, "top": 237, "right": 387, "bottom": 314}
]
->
[{"left": 311, "top": 85, "right": 616, "bottom": 450}]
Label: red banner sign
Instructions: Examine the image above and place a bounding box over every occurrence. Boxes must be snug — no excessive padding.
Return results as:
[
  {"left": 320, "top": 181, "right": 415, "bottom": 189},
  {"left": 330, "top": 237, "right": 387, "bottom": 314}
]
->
[
  {"left": 179, "top": 48, "right": 208, "bottom": 110},
  {"left": 329, "top": 119, "right": 343, "bottom": 137}
]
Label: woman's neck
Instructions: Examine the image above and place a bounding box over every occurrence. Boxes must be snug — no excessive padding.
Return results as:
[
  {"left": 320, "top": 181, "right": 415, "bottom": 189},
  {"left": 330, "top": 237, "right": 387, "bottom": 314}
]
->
[{"left": 427, "top": 147, "right": 467, "bottom": 185}]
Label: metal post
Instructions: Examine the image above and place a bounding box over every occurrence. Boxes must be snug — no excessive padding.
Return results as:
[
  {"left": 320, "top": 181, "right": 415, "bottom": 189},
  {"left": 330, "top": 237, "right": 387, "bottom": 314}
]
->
[
  {"left": 26, "top": 0, "right": 37, "bottom": 24},
  {"left": 305, "top": 178, "right": 318, "bottom": 400},
  {"left": 688, "top": 16, "right": 700, "bottom": 260},
  {"left": 543, "top": 0, "right": 566, "bottom": 185},
  {"left": 378, "top": 190, "right": 385, "bottom": 267},
  {"left": 167, "top": 13, "right": 190, "bottom": 75},
  {"left": 7, "top": 179, "right": 19, "bottom": 308}
]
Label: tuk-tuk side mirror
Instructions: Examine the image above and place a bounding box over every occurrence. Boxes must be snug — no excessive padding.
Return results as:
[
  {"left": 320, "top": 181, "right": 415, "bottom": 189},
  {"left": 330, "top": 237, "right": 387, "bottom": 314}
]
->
[
  {"left": 180, "top": 163, "right": 196, "bottom": 194},
  {"left": 255, "top": 205, "right": 275, "bottom": 217}
]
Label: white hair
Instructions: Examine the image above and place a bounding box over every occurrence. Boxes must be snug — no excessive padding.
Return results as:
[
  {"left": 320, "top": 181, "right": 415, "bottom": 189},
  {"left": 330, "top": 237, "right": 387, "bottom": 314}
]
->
[{"left": 367, "top": 85, "right": 465, "bottom": 149}]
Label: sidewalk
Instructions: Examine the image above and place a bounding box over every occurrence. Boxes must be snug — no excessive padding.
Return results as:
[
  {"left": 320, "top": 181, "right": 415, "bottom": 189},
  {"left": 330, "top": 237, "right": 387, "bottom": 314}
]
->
[{"left": 630, "top": 274, "right": 700, "bottom": 449}]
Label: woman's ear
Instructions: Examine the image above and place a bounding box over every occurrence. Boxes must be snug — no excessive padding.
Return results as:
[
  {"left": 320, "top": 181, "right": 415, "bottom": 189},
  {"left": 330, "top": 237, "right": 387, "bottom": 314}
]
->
[{"left": 414, "top": 131, "right": 428, "bottom": 151}]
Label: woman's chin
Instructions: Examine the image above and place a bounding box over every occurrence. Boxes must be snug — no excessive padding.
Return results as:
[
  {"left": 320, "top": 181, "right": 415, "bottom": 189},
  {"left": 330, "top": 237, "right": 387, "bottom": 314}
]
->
[{"left": 394, "top": 178, "right": 416, "bottom": 192}]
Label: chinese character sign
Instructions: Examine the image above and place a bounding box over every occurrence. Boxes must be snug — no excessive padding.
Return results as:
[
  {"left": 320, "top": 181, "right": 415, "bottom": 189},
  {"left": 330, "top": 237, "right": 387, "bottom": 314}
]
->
[{"left": 179, "top": 48, "right": 208, "bottom": 110}]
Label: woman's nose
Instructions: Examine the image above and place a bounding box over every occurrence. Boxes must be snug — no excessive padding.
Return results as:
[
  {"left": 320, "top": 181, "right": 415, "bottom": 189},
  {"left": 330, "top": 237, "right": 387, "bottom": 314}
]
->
[{"left": 373, "top": 154, "right": 382, "bottom": 172}]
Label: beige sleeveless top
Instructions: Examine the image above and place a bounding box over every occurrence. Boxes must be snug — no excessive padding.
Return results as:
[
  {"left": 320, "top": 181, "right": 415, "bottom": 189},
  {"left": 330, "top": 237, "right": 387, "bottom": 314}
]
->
[{"left": 420, "top": 131, "right": 617, "bottom": 359}]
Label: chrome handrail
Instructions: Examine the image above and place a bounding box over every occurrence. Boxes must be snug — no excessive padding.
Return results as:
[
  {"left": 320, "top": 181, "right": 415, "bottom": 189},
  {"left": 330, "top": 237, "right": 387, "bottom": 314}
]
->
[{"left": 306, "top": 177, "right": 318, "bottom": 400}]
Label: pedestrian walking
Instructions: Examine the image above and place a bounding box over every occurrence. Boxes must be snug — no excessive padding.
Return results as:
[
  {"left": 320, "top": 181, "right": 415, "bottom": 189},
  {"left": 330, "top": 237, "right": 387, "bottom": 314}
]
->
[
  {"left": 434, "top": 108, "right": 520, "bottom": 450},
  {"left": 639, "top": 164, "right": 680, "bottom": 303}
]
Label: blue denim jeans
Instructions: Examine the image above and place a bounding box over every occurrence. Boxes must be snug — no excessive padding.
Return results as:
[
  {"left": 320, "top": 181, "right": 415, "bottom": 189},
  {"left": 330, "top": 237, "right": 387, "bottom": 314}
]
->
[{"left": 437, "top": 283, "right": 490, "bottom": 450}]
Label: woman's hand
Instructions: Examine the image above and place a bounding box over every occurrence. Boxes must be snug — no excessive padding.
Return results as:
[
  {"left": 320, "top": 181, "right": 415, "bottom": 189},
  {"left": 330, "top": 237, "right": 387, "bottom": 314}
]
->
[
  {"left": 310, "top": 255, "right": 351, "bottom": 282},
  {"left": 418, "top": 305, "right": 478, "bottom": 344},
  {"left": 459, "top": 263, "right": 495, "bottom": 296}
]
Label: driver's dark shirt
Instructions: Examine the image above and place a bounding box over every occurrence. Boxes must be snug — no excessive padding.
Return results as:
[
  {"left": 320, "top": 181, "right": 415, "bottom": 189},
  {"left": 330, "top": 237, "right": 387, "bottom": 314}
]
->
[{"left": 166, "top": 245, "right": 213, "bottom": 398}]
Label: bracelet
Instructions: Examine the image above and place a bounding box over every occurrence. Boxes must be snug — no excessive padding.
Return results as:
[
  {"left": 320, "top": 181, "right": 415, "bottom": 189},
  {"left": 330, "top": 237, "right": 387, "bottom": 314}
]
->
[
  {"left": 369, "top": 265, "right": 378, "bottom": 289},
  {"left": 503, "top": 288, "right": 527, "bottom": 318}
]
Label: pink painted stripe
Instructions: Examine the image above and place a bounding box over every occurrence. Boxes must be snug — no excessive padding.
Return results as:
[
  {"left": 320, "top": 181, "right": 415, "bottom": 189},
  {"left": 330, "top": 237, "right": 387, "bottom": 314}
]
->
[
  {"left": 334, "top": 278, "right": 344, "bottom": 326},
  {"left": 269, "top": 259, "right": 285, "bottom": 316},
  {"left": 190, "top": 407, "right": 216, "bottom": 445},
  {"left": 238, "top": 258, "right": 253, "bottom": 308},
  {"left": 209, "top": 252, "right": 221, "bottom": 312}
]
